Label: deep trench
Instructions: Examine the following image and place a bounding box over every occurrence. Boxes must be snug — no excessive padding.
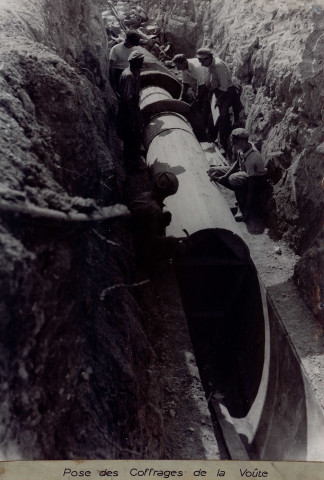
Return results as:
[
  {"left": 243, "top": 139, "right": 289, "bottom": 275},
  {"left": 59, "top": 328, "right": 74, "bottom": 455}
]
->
[
  {"left": 1, "top": 0, "right": 324, "bottom": 463},
  {"left": 0, "top": 0, "right": 227, "bottom": 461}
]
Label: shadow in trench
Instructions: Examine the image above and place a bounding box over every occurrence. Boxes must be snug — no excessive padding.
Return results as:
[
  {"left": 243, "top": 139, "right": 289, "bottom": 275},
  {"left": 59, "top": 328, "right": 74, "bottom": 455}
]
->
[
  {"left": 173, "top": 228, "right": 323, "bottom": 460},
  {"left": 133, "top": 264, "right": 228, "bottom": 459}
]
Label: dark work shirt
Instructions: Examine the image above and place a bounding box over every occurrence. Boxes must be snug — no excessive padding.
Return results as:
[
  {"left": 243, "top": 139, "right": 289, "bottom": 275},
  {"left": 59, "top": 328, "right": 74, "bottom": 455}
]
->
[
  {"left": 130, "top": 192, "right": 165, "bottom": 239},
  {"left": 130, "top": 192, "right": 179, "bottom": 264},
  {"left": 119, "top": 67, "right": 141, "bottom": 102}
]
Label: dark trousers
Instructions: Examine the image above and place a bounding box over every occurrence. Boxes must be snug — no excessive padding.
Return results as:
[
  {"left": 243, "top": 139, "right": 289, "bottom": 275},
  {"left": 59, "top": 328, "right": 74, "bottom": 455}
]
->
[
  {"left": 113, "top": 68, "right": 124, "bottom": 94},
  {"left": 233, "top": 176, "right": 268, "bottom": 218},
  {"left": 197, "top": 93, "right": 211, "bottom": 136},
  {"left": 214, "top": 85, "right": 243, "bottom": 150},
  {"left": 123, "top": 131, "right": 141, "bottom": 168},
  {"left": 117, "top": 100, "right": 142, "bottom": 168},
  {"left": 183, "top": 87, "right": 211, "bottom": 141},
  {"left": 210, "top": 166, "right": 267, "bottom": 217}
]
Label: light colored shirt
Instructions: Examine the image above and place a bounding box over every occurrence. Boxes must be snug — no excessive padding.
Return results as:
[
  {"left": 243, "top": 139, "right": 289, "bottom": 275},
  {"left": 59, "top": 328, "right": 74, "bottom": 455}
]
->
[
  {"left": 239, "top": 144, "right": 267, "bottom": 177},
  {"left": 109, "top": 42, "right": 135, "bottom": 70},
  {"left": 206, "top": 56, "right": 232, "bottom": 92},
  {"left": 182, "top": 58, "right": 208, "bottom": 87}
]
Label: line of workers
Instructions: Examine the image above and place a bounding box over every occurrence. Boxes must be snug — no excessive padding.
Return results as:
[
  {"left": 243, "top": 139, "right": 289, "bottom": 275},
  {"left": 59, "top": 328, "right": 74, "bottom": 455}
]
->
[{"left": 109, "top": 31, "right": 268, "bottom": 270}]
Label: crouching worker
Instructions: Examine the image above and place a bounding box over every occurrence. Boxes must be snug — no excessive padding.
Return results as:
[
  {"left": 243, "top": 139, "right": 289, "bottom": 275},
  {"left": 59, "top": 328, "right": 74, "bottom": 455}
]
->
[
  {"left": 130, "top": 172, "right": 188, "bottom": 272},
  {"left": 208, "top": 128, "right": 267, "bottom": 222}
]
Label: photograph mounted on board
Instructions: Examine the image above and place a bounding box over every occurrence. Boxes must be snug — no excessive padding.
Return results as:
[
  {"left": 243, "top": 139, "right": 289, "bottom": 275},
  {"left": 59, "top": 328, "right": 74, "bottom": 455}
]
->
[{"left": 0, "top": 0, "right": 324, "bottom": 466}]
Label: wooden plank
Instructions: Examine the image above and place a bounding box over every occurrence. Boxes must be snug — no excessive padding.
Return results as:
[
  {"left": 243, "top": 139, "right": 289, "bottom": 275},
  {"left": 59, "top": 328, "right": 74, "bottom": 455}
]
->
[
  {"left": 210, "top": 93, "right": 219, "bottom": 125},
  {"left": 211, "top": 93, "right": 220, "bottom": 126},
  {"left": 201, "top": 142, "right": 228, "bottom": 168}
]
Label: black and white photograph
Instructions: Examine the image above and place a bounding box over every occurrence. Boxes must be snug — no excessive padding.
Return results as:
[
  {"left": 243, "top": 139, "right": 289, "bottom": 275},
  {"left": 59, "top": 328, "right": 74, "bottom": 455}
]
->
[{"left": 0, "top": 0, "right": 324, "bottom": 469}]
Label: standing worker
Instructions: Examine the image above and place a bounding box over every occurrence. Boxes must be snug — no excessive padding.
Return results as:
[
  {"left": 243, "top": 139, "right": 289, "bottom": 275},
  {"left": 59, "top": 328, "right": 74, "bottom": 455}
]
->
[
  {"left": 117, "top": 50, "right": 145, "bottom": 171},
  {"left": 130, "top": 172, "right": 187, "bottom": 271},
  {"left": 109, "top": 30, "right": 141, "bottom": 93},
  {"left": 196, "top": 48, "right": 243, "bottom": 153},
  {"left": 208, "top": 128, "right": 267, "bottom": 221},
  {"left": 172, "top": 53, "right": 210, "bottom": 138}
]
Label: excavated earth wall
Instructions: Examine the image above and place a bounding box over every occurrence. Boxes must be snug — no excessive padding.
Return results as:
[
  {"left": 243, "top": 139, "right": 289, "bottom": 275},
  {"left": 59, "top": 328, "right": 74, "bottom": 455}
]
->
[
  {"left": 143, "top": 0, "right": 324, "bottom": 320},
  {"left": 0, "top": 0, "right": 163, "bottom": 459},
  {"left": 1, "top": 0, "right": 323, "bottom": 460}
]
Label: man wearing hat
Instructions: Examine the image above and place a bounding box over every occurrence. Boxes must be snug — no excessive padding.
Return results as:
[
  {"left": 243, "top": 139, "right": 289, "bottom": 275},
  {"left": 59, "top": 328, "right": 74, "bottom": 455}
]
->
[
  {"left": 172, "top": 53, "right": 210, "bottom": 136},
  {"left": 196, "top": 47, "right": 243, "bottom": 151},
  {"left": 208, "top": 128, "right": 267, "bottom": 221},
  {"left": 117, "top": 49, "right": 145, "bottom": 171},
  {"left": 130, "top": 172, "right": 186, "bottom": 269},
  {"left": 109, "top": 30, "right": 141, "bottom": 93}
]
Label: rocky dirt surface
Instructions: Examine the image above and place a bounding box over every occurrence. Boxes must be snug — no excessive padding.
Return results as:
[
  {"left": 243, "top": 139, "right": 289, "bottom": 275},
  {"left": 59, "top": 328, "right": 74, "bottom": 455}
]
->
[
  {"left": 142, "top": 0, "right": 324, "bottom": 323},
  {"left": 0, "top": 0, "right": 165, "bottom": 460},
  {"left": 1, "top": 0, "right": 323, "bottom": 462},
  {"left": 133, "top": 266, "right": 227, "bottom": 460}
]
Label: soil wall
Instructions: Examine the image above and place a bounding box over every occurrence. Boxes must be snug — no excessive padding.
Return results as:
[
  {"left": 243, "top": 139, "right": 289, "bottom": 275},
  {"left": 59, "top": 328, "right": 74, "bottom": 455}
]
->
[
  {"left": 1, "top": 0, "right": 323, "bottom": 460},
  {"left": 142, "top": 0, "right": 324, "bottom": 321},
  {"left": 0, "top": 0, "right": 163, "bottom": 459}
]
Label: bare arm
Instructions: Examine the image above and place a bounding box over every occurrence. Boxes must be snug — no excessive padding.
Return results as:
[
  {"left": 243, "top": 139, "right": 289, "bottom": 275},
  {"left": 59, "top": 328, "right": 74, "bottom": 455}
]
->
[
  {"left": 209, "top": 160, "right": 239, "bottom": 181},
  {"left": 222, "top": 160, "right": 239, "bottom": 178}
]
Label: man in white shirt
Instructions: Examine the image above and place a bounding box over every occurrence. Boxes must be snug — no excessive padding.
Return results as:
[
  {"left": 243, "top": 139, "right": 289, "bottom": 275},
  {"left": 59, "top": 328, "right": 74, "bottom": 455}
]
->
[
  {"left": 197, "top": 48, "right": 243, "bottom": 152},
  {"left": 172, "top": 54, "right": 210, "bottom": 138},
  {"left": 109, "top": 30, "right": 141, "bottom": 93},
  {"left": 208, "top": 128, "right": 267, "bottom": 221}
]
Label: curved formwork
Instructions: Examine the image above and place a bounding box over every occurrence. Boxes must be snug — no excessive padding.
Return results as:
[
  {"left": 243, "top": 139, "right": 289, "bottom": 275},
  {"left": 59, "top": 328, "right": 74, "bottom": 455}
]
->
[
  {"left": 139, "top": 47, "right": 181, "bottom": 99},
  {"left": 139, "top": 62, "right": 324, "bottom": 461}
]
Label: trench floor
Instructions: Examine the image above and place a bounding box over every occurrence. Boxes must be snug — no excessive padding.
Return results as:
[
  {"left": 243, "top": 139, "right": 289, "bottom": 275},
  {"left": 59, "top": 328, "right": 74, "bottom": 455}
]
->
[
  {"left": 126, "top": 171, "right": 228, "bottom": 459},
  {"left": 134, "top": 266, "right": 228, "bottom": 459}
]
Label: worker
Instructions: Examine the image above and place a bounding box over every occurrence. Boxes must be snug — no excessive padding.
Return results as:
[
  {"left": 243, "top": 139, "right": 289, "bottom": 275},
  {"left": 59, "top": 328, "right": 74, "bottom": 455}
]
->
[
  {"left": 172, "top": 53, "right": 210, "bottom": 136},
  {"left": 196, "top": 47, "right": 243, "bottom": 152},
  {"left": 208, "top": 128, "right": 267, "bottom": 222},
  {"left": 117, "top": 49, "right": 144, "bottom": 171},
  {"left": 130, "top": 172, "right": 188, "bottom": 270},
  {"left": 109, "top": 30, "right": 141, "bottom": 93}
]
